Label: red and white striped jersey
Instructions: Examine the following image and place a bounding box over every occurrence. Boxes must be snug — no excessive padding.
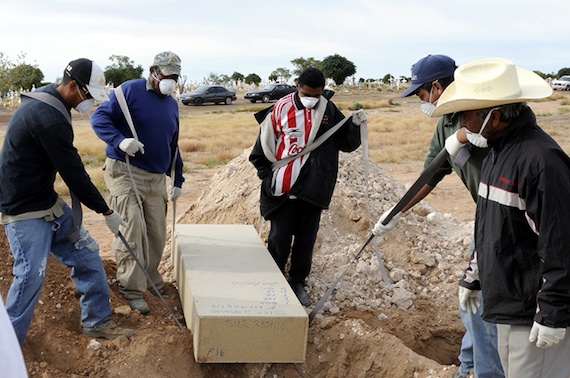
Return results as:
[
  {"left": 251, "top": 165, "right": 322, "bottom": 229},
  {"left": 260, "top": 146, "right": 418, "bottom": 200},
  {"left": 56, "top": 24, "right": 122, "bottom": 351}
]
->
[{"left": 270, "top": 92, "right": 315, "bottom": 195}]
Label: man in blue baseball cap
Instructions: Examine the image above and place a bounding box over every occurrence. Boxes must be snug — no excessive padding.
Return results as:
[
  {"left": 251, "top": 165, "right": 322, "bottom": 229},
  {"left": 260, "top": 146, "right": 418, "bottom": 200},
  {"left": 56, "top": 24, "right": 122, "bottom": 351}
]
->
[{"left": 373, "top": 54, "right": 504, "bottom": 378}]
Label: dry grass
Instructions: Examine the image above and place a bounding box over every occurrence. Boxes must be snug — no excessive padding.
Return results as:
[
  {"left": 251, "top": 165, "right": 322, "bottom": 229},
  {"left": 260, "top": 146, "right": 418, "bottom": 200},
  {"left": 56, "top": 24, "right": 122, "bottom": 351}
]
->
[{"left": 2, "top": 91, "right": 569, "bottom": 195}]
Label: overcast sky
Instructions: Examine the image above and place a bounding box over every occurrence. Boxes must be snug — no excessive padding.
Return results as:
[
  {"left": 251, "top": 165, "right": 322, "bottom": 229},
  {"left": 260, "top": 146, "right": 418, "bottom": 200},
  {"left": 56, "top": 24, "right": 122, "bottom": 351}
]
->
[{"left": 2, "top": 0, "right": 568, "bottom": 85}]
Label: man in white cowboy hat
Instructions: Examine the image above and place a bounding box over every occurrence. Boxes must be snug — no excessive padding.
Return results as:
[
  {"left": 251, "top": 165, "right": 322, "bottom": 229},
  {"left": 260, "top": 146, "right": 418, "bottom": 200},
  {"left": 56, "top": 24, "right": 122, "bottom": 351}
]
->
[{"left": 433, "top": 58, "right": 570, "bottom": 378}]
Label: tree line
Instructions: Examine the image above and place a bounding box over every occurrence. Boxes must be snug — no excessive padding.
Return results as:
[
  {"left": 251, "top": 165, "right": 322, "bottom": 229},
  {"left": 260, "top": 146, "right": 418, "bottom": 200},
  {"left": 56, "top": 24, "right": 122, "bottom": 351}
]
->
[{"left": 1, "top": 51, "right": 569, "bottom": 94}]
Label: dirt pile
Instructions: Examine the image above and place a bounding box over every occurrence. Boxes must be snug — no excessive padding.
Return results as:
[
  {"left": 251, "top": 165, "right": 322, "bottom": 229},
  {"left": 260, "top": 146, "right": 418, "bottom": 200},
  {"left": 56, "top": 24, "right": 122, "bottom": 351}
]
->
[{"left": 0, "top": 148, "right": 469, "bottom": 377}]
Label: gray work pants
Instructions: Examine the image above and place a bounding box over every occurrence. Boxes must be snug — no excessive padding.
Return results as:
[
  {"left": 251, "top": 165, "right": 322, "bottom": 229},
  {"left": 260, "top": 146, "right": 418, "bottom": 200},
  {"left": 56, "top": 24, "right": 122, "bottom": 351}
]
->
[
  {"left": 497, "top": 324, "right": 570, "bottom": 378},
  {"left": 104, "top": 158, "right": 167, "bottom": 300}
]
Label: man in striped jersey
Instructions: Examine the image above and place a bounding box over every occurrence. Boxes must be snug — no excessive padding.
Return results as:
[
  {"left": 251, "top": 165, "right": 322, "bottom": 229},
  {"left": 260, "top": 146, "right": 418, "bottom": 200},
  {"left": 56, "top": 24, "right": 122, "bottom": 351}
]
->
[
  {"left": 249, "top": 67, "right": 366, "bottom": 306},
  {"left": 433, "top": 58, "right": 570, "bottom": 378}
]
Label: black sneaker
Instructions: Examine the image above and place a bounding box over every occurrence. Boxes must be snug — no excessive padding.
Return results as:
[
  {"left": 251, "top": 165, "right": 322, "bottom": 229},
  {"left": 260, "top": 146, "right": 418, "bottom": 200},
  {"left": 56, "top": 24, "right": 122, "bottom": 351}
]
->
[{"left": 291, "top": 283, "right": 310, "bottom": 306}]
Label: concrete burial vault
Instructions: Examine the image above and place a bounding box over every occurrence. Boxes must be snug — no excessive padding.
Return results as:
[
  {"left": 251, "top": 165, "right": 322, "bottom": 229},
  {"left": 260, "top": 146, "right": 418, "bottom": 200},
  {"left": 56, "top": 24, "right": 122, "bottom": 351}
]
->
[{"left": 173, "top": 224, "right": 308, "bottom": 363}]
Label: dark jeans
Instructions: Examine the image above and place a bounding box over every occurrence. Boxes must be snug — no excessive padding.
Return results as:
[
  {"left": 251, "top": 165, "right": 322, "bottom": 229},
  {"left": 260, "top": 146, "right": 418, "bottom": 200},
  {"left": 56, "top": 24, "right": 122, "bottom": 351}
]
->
[{"left": 267, "top": 198, "right": 321, "bottom": 284}]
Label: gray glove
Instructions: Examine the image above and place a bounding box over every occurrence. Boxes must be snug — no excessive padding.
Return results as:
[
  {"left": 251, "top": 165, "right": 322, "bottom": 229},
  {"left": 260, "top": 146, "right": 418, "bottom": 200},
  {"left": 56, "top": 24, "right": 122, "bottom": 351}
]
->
[
  {"left": 104, "top": 210, "right": 127, "bottom": 235},
  {"left": 352, "top": 109, "right": 367, "bottom": 126},
  {"left": 529, "top": 322, "right": 566, "bottom": 348},
  {"left": 458, "top": 286, "right": 480, "bottom": 314},
  {"left": 119, "top": 138, "right": 145, "bottom": 157}
]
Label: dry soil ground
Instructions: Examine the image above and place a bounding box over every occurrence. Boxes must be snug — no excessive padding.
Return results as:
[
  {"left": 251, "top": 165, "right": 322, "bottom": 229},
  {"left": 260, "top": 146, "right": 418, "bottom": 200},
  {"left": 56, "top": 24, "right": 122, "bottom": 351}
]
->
[{"left": 0, "top": 90, "right": 568, "bottom": 378}]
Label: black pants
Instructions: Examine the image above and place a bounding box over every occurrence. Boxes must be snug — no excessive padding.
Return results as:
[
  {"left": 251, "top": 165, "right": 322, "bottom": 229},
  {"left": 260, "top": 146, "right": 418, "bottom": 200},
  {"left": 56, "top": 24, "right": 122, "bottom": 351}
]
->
[{"left": 267, "top": 198, "right": 322, "bottom": 284}]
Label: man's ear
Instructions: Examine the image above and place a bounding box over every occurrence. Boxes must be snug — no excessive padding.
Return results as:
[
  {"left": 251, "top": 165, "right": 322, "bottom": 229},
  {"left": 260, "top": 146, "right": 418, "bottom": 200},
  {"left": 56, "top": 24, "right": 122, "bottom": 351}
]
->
[
  {"left": 490, "top": 109, "right": 502, "bottom": 127},
  {"left": 432, "top": 81, "right": 444, "bottom": 95}
]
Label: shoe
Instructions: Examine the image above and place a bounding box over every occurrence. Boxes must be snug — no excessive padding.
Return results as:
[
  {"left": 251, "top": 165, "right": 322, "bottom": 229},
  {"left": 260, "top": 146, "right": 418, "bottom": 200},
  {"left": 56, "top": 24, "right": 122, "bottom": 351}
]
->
[
  {"left": 83, "top": 321, "right": 135, "bottom": 340},
  {"left": 150, "top": 287, "right": 169, "bottom": 300},
  {"left": 291, "top": 283, "right": 310, "bottom": 306},
  {"left": 129, "top": 298, "right": 150, "bottom": 315}
]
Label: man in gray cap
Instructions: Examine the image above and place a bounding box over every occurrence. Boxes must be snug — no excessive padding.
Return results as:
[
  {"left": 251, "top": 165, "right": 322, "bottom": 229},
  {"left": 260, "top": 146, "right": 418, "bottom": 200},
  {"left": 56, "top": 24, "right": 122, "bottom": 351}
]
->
[{"left": 91, "top": 52, "right": 185, "bottom": 315}]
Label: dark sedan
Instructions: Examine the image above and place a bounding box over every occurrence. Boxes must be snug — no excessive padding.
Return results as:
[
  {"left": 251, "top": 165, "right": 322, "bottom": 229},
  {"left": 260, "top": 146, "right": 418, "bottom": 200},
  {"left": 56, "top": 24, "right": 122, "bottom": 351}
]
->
[
  {"left": 244, "top": 83, "right": 296, "bottom": 103},
  {"left": 179, "top": 85, "right": 237, "bottom": 106}
]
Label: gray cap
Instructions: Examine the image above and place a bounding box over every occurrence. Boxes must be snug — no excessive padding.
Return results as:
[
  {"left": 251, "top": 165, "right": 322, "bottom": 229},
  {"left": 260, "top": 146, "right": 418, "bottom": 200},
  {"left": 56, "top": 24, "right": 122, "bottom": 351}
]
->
[{"left": 153, "top": 51, "right": 181, "bottom": 76}]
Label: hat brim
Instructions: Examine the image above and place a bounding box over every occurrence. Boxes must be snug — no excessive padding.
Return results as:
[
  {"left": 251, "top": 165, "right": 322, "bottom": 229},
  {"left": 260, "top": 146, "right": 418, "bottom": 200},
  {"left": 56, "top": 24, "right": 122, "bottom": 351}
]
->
[
  {"left": 159, "top": 67, "right": 181, "bottom": 76},
  {"left": 432, "top": 67, "right": 552, "bottom": 117},
  {"left": 86, "top": 84, "right": 109, "bottom": 102},
  {"left": 400, "top": 83, "right": 422, "bottom": 98}
]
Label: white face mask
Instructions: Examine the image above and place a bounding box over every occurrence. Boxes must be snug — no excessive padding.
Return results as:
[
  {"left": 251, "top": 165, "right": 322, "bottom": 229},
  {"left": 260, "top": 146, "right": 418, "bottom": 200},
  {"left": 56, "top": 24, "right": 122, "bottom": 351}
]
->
[
  {"left": 75, "top": 87, "right": 95, "bottom": 113},
  {"left": 159, "top": 79, "right": 177, "bottom": 96},
  {"left": 465, "top": 108, "right": 498, "bottom": 148},
  {"left": 420, "top": 86, "right": 436, "bottom": 116},
  {"left": 300, "top": 96, "right": 319, "bottom": 109},
  {"left": 153, "top": 73, "right": 177, "bottom": 96}
]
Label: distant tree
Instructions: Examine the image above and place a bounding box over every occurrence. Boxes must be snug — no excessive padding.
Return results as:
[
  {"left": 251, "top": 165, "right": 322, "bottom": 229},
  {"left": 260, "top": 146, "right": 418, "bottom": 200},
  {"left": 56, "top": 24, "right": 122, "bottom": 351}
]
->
[
  {"left": 534, "top": 70, "right": 548, "bottom": 79},
  {"left": 244, "top": 73, "right": 262, "bottom": 85},
  {"left": 9, "top": 64, "right": 44, "bottom": 91},
  {"left": 290, "top": 57, "right": 321, "bottom": 76},
  {"left": 0, "top": 52, "right": 15, "bottom": 93},
  {"left": 219, "top": 74, "right": 230, "bottom": 85},
  {"left": 104, "top": 55, "right": 143, "bottom": 86},
  {"left": 269, "top": 67, "right": 291, "bottom": 83},
  {"left": 320, "top": 54, "right": 356, "bottom": 86},
  {"left": 203, "top": 72, "right": 221, "bottom": 85},
  {"left": 557, "top": 67, "right": 570, "bottom": 78},
  {"left": 231, "top": 71, "right": 244, "bottom": 83},
  {"left": 382, "top": 73, "right": 393, "bottom": 84}
]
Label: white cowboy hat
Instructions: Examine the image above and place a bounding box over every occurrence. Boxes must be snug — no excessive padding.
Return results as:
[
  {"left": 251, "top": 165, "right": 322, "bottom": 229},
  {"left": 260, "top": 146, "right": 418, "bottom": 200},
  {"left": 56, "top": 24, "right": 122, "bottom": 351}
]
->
[{"left": 432, "top": 58, "right": 552, "bottom": 117}]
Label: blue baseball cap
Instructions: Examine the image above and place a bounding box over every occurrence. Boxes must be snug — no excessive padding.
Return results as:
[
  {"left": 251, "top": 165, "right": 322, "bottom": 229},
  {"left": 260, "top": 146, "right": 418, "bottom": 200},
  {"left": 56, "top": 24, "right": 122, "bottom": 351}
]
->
[{"left": 401, "top": 55, "right": 457, "bottom": 98}]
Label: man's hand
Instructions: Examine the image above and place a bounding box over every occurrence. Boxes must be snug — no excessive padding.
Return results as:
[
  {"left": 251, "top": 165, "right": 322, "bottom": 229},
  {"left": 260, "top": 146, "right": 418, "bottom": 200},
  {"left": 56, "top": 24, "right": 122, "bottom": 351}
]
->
[
  {"left": 119, "top": 138, "right": 145, "bottom": 157},
  {"left": 529, "top": 322, "right": 566, "bottom": 348},
  {"left": 170, "top": 186, "right": 182, "bottom": 201},
  {"left": 104, "top": 210, "right": 127, "bottom": 235},
  {"left": 444, "top": 130, "right": 467, "bottom": 157},
  {"left": 352, "top": 109, "right": 367, "bottom": 126},
  {"left": 458, "top": 286, "right": 480, "bottom": 314},
  {"left": 372, "top": 206, "right": 402, "bottom": 236}
]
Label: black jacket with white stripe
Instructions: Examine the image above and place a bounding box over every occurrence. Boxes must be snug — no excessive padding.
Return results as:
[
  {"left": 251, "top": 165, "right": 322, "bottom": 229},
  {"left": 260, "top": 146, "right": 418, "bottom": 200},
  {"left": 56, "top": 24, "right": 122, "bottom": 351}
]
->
[{"left": 470, "top": 107, "right": 570, "bottom": 327}]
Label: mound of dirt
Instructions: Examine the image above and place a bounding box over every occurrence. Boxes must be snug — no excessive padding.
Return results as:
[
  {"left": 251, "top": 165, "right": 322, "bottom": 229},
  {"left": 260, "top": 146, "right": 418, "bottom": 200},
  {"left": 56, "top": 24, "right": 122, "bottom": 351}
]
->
[{"left": 0, "top": 148, "right": 469, "bottom": 377}]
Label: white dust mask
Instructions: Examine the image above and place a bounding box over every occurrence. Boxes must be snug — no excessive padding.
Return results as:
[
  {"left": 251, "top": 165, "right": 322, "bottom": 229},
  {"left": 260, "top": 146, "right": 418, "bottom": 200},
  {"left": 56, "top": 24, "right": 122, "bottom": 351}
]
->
[
  {"left": 300, "top": 96, "right": 319, "bottom": 109},
  {"left": 420, "top": 86, "right": 436, "bottom": 116},
  {"left": 75, "top": 87, "right": 95, "bottom": 113},
  {"left": 465, "top": 108, "right": 498, "bottom": 148},
  {"left": 153, "top": 73, "right": 177, "bottom": 96},
  {"left": 158, "top": 79, "right": 176, "bottom": 96}
]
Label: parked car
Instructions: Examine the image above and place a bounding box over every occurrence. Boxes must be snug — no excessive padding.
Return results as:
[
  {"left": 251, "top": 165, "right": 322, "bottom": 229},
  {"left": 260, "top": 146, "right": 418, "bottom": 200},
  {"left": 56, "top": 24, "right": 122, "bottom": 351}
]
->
[
  {"left": 552, "top": 75, "right": 570, "bottom": 91},
  {"left": 179, "top": 86, "right": 237, "bottom": 105},
  {"left": 244, "top": 84, "right": 296, "bottom": 103}
]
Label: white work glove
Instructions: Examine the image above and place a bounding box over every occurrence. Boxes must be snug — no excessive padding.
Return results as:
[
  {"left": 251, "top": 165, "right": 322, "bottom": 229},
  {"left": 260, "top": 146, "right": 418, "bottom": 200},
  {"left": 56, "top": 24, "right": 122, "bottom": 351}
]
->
[
  {"left": 119, "top": 138, "right": 145, "bottom": 157},
  {"left": 352, "top": 109, "right": 367, "bottom": 126},
  {"left": 170, "top": 186, "right": 182, "bottom": 201},
  {"left": 372, "top": 206, "right": 402, "bottom": 236},
  {"left": 529, "top": 322, "right": 566, "bottom": 348},
  {"left": 104, "top": 210, "right": 127, "bottom": 236},
  {"left": 458, "top": 286, "right": 480, "bottom": 314},
  {"left": 444, "top": 130, "right": 467, "bottom": 157}
]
